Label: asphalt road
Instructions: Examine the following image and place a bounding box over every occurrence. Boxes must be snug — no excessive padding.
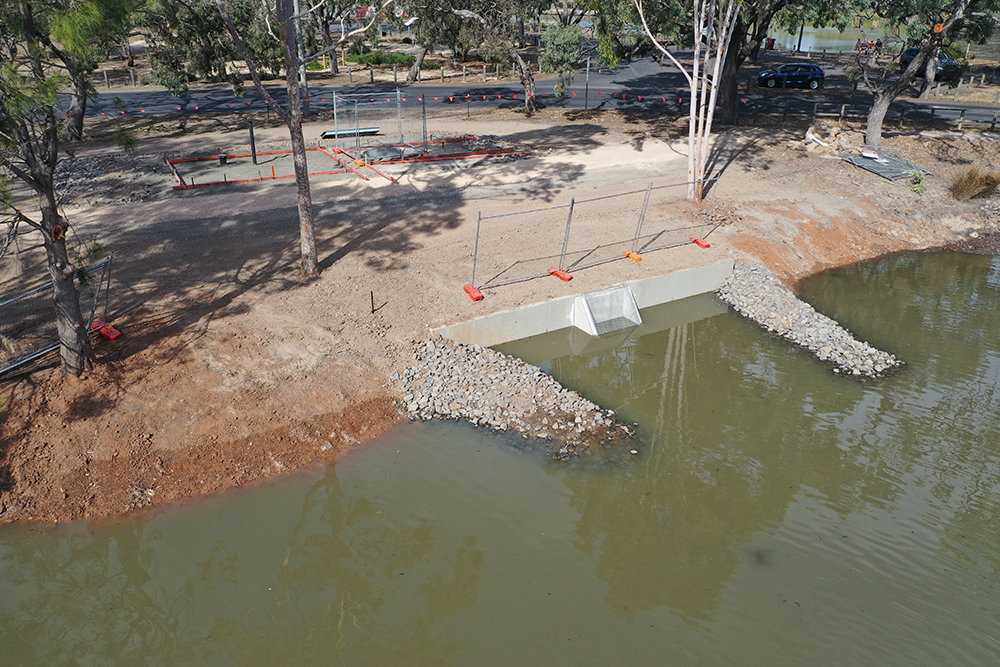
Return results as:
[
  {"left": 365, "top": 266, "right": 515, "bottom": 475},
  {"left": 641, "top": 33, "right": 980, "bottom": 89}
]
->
[{"left": 71, "top": 53, "right": 1000, "bottom": 127}]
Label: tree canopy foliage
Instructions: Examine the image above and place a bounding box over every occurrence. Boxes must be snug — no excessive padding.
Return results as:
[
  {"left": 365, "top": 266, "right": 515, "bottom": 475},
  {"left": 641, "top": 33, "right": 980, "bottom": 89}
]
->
[
  {"left": 146, "top": 0, "right": 283, "bottom": 94},
  {"left": 0, "top": 1, "right": 139, "bottom": 374}
]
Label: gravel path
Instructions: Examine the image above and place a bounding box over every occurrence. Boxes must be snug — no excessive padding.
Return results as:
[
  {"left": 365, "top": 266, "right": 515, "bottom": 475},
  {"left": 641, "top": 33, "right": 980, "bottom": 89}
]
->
[{"left": 718, "top": 262, "right": 902, "bottom": 378}]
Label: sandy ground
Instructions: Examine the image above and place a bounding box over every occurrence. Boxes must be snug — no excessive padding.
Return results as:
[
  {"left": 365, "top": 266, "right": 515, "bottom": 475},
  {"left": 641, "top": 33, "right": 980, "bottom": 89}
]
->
[{"left": 3, "top": 108, "right": 1000, "bottom": 523}]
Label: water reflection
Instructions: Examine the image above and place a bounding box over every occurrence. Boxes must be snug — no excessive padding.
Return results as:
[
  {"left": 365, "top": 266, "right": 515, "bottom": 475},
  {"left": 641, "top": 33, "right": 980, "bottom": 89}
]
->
[{"left": 0, "top": 458, "right": 486, "bottom": 665}]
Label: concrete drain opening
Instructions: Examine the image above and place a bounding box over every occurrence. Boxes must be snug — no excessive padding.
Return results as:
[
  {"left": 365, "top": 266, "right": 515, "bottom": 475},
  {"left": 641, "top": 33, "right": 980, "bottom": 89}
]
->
[{"left": 572, "top": 285, "right": 642, "bottom": 337}]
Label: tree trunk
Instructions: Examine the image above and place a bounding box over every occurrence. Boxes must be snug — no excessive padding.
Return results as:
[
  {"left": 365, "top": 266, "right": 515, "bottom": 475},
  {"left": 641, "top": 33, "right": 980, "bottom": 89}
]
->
[
  {"left": 281, "top": 0, "right": 318, "bottom": 276},
  {"left": 716, "top": 18, "right": 746, "bottom": 125},
  {"left": 513, "top": 51, "right": 536, "bottom": 112},
  {"left": 865, "top": 94, "right": 892, "bottom": 147},
  {"left": 919, "top": 53, "right": 938, "bottom": 98},
  {"left": 406, "top": 46, "right": 427, "bottom": 83},
  {"left": 64, "top": 70, "right": 88, "bottom": 142},
  {"left": 41, "top": 198, "right": 93, "bottom": 375}
]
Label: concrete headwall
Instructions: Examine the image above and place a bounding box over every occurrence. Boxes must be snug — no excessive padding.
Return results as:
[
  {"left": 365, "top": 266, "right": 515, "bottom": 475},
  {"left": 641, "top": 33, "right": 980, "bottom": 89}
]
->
[{"left": 434, "top": 261, "right": 734, "bottom": 347}]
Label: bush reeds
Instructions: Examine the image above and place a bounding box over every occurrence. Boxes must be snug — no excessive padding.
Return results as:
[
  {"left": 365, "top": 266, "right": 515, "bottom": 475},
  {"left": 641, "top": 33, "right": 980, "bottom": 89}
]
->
[{"left": 949, "top": 166, "right": 1000, "bottom": 201}]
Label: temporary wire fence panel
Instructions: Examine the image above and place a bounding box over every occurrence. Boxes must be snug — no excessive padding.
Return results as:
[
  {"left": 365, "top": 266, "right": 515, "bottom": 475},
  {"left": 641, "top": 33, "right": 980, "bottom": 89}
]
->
[
  {"left": 328, "top": 90, "right": 429, "bottom": 154},
  {"left": 632, "top": 180, "right": 718, "bottom": 255},
  {"left": 0, "top": 256, "right": 113, "bottom": 376},
  {"left": 472, "top": 202, "right": 574, "bottom": 288},
  {"left": 471, "top": 179, "right": 717, "bottom": 291},
  {"left": 560, "top": 188, "right": 649, "bottom": 272}
]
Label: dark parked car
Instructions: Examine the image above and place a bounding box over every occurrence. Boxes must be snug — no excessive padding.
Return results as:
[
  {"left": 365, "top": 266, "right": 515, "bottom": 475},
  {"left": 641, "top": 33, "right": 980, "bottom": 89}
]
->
[
  {"left": 898, "top": 47, "right": 962, "bottom": 77},
  {"left": 757, "top": 63, "right": 825, "bottom": 89}
]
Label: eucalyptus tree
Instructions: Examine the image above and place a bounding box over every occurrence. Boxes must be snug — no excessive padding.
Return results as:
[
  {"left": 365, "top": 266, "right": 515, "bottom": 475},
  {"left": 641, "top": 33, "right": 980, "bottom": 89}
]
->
[
  {"left": 215, "top": 0, "right": 390, "bottom": 275},
  {"left": 147, "top": 0, "right": 283, "bottom": 94},
  {"left": 0, "top": 1, "right": 131, "bottom": 375},
  {"left": 407, "top": 0, "right": 549, "bottom": 111},
  {"left": 636, "top": 0, "right": 741, "bottom": 200},
  {"left": 539, "top": 24, "right": 583, "bottom": 96},
  {"left": 52, "top": 0, "right": 139, "bottom": 142},
  {"left": 849, "top": 0, "right": 978, "bottom": 147},
  {"left": 714, "top": 0, "right": 804, "bottom": 124}
]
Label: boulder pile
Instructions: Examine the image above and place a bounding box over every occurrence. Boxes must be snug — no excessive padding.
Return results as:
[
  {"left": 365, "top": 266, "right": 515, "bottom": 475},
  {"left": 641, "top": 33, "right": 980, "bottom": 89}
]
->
[
  {"left": 718, "top": 262, "right": 903, "bottom": 378},
  {"left": 392, "top": 338, "right": 634, "bottom": 458}
]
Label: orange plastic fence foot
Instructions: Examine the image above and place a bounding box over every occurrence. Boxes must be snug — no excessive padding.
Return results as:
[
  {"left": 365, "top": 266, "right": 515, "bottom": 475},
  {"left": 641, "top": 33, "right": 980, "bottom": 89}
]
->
[
  {"left": 690, "top": 237, "right": 711, "bottom": 249},
  {"left": 623, "top": 249, "right": 643, "bottom": 262},
  {"left": 548, "top": 267, "right": 573, "bottom": 281},
  {"left": 91, "top": 319, "right": 122, "bottom": 341},
  {"left": 463, "top": 284, "right": 484, "bottom": 301}
]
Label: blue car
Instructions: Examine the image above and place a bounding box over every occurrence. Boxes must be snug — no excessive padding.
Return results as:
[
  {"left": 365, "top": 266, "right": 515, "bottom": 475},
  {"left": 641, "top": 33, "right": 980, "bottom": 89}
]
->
[
  {"left": 757, "top": 63, "right": 825, "bottom": 89},
  {"left": 899, "top": 47, "right": 962, "bottom": 77}
]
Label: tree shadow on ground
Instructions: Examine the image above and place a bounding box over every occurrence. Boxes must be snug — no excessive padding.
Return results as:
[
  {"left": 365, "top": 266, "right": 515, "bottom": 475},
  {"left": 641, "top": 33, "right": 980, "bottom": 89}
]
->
[{"left": 2, "top": 150, "right": 591, "bottom": 436}]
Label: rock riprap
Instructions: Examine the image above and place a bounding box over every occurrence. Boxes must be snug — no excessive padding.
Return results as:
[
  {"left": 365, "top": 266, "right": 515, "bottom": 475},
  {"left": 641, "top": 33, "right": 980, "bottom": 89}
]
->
[
  {"left": 718, "top": 263, "right": 902, "bottom": 378},
  {"left": 392, "top": 338, "right": 634, "bottom": 458}
]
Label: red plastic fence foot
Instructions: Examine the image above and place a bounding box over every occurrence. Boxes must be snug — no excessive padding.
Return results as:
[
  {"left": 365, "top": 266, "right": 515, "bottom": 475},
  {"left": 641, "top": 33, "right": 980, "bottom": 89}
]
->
[
  {"left": 463, "top": 284, "right": 484, "bottom": 301},
  {"left": 91, "top": 319, "right": 122, "bottom": 341},
  {"left": 690, "top": 237, "right": 711, "bottom": 249},
  {"left": 548, "top": 267, "right": 573, "bottom": 281}
]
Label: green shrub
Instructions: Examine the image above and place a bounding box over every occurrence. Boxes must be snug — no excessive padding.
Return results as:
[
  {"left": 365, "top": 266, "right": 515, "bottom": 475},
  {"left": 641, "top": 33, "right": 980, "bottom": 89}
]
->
[
  {"left": 305, "top": 61, "right": 325, "bottom": 71},
  {"left": 401, "top": 36, "right": 412, "bottom": 44},
  {"left": 949, "top": 166, "right": 1000, "bottom": 201},
  {"left": 346, "top": 50, "right": 415, "bottom": 66},
  {"left": 420, "top": 60, "right": 442, "bottom": 70}
]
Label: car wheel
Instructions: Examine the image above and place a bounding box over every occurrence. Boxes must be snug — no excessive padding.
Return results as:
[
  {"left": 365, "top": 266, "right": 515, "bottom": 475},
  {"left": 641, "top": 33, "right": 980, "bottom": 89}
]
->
[
  {"left": 766, "top": 78, "right": 776, "bottom": 88},
  {"left": 809, "top": 79, "right": 820, "bottom": 90}
]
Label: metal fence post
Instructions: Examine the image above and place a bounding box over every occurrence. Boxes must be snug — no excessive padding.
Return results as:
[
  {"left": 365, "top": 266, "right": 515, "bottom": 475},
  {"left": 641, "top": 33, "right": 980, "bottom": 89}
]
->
[
  {"left": 959, "top": 108, "right": 966, "bottom": 131},
  {"left": 397, "top": 88, "right": 403, "bottom": 144},
  {"left": 471, "top": 212, "right": 482, "bottom": 287},
  {"left": 991, "top": 111, "right": 998, "bottom": 132},
  {"left": 700, "top": 177, "right": 720, "bottom": 240},
  {"left": 354, "top": 99, "right": 360, "bottom": 150},
  {"left": 421, "top": 94, "right": 428, "bottom": 144},
  {"left": 332, "top": 92, "right": 339, "bottom": 151},
  {"left": 559, "top": 199, "right": 575, "bottom": 271},
  {"left": 632, "top": 183, "right": 652, "bottom": 251}
]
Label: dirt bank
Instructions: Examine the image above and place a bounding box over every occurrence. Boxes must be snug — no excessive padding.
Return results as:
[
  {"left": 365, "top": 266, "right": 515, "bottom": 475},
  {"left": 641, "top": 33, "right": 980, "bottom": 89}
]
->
[{"left": 3, "top": 110, "right": 999, "bottom": 523}]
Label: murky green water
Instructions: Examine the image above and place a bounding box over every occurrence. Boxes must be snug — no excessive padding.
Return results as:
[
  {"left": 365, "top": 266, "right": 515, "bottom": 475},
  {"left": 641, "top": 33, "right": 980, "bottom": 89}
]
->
[{"left": 4, "top": 251, "right": 1000, "bottom": 665}]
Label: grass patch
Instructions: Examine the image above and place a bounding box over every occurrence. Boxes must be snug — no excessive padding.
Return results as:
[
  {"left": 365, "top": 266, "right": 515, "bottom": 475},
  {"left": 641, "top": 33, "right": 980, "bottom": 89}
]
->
[{"left": 949, "top": 166, "right": 1000, "bottom": 201}]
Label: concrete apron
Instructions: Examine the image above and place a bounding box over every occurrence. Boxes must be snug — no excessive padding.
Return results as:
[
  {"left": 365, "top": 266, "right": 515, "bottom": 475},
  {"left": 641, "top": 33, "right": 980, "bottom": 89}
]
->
[{"left": 433, "top": 261, "right": 735, "bottom": 350}]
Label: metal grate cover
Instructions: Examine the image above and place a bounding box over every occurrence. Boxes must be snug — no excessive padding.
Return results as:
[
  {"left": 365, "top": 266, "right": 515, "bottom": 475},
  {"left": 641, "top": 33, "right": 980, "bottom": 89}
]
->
[{"left": 581, "top": 285, "right": 642, "bottom": 337}]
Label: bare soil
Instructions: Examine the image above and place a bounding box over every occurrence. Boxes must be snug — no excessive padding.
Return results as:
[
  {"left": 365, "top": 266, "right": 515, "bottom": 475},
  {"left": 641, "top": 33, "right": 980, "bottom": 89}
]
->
[{"left": 4, "top": 108, "right": 1000, "bottom": 523}]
